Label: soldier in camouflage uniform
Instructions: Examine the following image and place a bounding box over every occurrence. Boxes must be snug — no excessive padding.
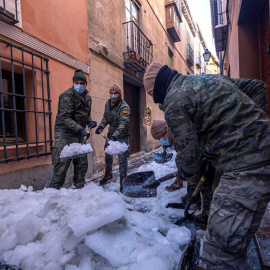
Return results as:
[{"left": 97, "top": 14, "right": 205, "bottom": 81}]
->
[
  {"left": 144, "top": 62, "right": 270, "bottom": 270},
  {"left": 191, "top": 77, "right": 269, "bottom": 227},
  {"left": 95, "top": 84, "right": 130, "bottom": 192},
  {"left": 49, "top": 69, "right": 96, "bottom": 189}
]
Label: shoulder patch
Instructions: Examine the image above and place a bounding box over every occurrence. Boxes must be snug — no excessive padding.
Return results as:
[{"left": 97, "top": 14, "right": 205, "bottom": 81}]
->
[{"left": 123, "top": 110, "right": 128, "bottom": 114}]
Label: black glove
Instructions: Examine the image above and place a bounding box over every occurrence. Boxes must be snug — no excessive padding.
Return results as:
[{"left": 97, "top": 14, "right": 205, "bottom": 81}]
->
[
  {"left": 88, "top": 121, "right": 97, "bottom": 129},
  {"left": 110, "top": 136, "right": 117, "bottom": 141},
  {"left": 78, "top": 129, "right": 90, "bottom": 139},
  {"left": 95, "top": 126, "right": 103, "bottom": 134}
]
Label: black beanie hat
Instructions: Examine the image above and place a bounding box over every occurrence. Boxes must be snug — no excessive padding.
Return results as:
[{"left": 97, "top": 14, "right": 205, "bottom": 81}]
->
[{"left": 73, "top": 69, "right": 87, "bottom": 85}]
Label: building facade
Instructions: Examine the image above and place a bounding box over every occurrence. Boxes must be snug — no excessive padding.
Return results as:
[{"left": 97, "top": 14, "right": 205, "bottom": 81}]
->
[
  {"left": 0, "top": 0, "right": 210, "bottom": 189},
  {"left": 87, "top": 0, "right": 209, "bottom": 173},
  {"left": 210, "top": 0, "right": 270, "bottom": 110},
  {"left": 0, "top": 0, "right": 90, "bottom": 188}
]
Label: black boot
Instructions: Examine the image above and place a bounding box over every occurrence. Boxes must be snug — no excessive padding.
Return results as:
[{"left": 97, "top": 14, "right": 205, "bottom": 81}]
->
[
  {"left": 100, "top": 168, "right": 112, "bottom": 185},
  {"left": 189, "top": 209, "right": 209, "bottom": 227},
  {"left": 119, "top": 174, "right": 126, "bottom": 193}
]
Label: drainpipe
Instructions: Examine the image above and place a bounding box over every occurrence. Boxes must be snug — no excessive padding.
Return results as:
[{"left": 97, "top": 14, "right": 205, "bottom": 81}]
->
[{"left": 220, "top": 0, "right": 230, "bottom": 75}]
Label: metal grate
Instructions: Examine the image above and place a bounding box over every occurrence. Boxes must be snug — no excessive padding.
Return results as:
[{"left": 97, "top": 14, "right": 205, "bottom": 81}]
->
[
  {"left": 186, "top": 43, "right": 194, "bottom": 66},
  {"left": 0, "top": 38, "right": 52, "bottom": 164}
]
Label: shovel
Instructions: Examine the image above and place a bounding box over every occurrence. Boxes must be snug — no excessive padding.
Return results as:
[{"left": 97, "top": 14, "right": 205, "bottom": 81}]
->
[
  {"left": 173, "top": 163, "right": 209, "bottom": 226},
  {"left": 154, "top": 145, "right": 173, "bottom": 164},
  {"left": 60, "top": 130, "right": 92, "bottom": 160},
  {"left": 122, "top": 171, "right": 177, "bottom": 198},
  {"left": 99, "top": 132, "right": 109, "bottom": 142}
]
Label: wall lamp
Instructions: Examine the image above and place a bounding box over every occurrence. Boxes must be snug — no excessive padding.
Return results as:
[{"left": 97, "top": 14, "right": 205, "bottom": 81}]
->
[{"left": 203, "top": 48, "right": 211, "bottom": 64}]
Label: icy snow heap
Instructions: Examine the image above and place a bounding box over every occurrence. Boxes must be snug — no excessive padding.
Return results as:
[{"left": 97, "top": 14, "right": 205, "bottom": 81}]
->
[
  {"left": 60, "top": 143, "right": 93, "bottom": 158},
  {"left": 0, "top": 183, "right": 191, "bottom": 270},
  {"left": 105, "top": 140, "right": 128, "bottom": 155}
]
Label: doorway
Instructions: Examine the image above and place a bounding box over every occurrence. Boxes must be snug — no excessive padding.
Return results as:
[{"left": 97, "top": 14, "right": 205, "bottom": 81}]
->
[{"left": 124, "top": 82, "right": 140, "bottom": 154}]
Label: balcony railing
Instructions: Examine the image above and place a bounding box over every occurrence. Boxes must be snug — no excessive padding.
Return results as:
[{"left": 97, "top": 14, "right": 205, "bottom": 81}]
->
[
  {"left": 123, "top": 21, "right": 153, "bottom": 75},
  {"left": 186, "top": 44, "right": 194, "bottom": 66},
  {"left": 195, "top": 52, "right": 201, "bottom": 68}
]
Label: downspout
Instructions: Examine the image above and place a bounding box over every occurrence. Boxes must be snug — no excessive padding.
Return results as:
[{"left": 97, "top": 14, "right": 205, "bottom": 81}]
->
[{"left": 220, "top": 0, "right": 230, "bottom": 75}]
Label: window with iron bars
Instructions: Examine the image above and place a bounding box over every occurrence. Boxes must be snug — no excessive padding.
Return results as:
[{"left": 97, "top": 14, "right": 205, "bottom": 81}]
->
[
  {"left": 0, "top": 39, "right": 52, "bottom": 164},
  {"left": 0, "top": 0, "right": 22, "bottom": 26}
]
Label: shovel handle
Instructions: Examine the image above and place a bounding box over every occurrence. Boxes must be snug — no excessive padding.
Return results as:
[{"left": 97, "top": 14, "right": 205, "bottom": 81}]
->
[
  {"left": 83, "top": 130, "right": 90, "bottom": 143},
  {"left": 143, "top": 171, "right": 177, "bottom": 188},
  {"left": 184, "top": 163, "right": 210, "bottom": 216},
  {"left": 100, "top": 132, "right": 109, "bottom": 142}
]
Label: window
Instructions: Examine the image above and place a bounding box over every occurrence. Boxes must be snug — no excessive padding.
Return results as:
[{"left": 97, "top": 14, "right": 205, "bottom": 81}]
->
[
  {"left": 0, "top": 0, "right": 22, "bottom": 27},
  {"left": 125, "top": 0, "right": 140, "bottom": 23},
  {"left": 1, "top": 70, "right": 25, "bottom": 142},
  {"left": 0, "top": 39, "right": 52, "bottom": 163},
  {"left": 165, "top": 0, "right": 182, "bottom": 42}
]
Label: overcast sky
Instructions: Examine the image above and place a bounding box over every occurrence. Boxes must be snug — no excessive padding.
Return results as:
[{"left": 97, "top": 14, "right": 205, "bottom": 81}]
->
[{"left": 188, "top": 0, "right": 216, "bottom": 56}]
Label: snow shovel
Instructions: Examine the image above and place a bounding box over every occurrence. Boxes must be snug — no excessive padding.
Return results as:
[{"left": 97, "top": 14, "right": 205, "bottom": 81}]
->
[
  {"left": 154, "top": 145, "right": 173, "bottom": 164},
  {"left": 178, "top": 233, "right": 200, "bottom": 270},
  {"left": 60, "top": 127, "right": 93, "bottom": 159},
  {"left": 122, "top": 171, "right": 177, "bottom": 198},
  {"left": 173, "top": 163, "right": 209, "bottom": 226}
]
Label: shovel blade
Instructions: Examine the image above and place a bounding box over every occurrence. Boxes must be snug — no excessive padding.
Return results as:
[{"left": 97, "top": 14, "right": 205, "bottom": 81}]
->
[
  {"left": 154, "top": 153, "right": 173, "bottom": 163},
  {"left": 122, "top": 171, "right": 158, "bottom": 198}
]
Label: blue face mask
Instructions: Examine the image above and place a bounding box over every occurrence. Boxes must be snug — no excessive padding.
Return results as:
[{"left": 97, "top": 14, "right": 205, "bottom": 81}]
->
[
  {"left": 111, "top": 95, "right": 117, "bottom": 99},
  {"left": 160, "top": 138, "right": 171, "bottom": 146},
  {"left": 74, "top": 85, "right": 86, "bottom": 94}
]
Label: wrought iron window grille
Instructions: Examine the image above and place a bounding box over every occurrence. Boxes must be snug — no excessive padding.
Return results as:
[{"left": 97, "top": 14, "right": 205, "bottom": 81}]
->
[
  {"left": 0, "top": 39, "right": 52, "bottom": 164},
  {"left": 186, "top": 43, "right": 194, "bottom": 67},
  {"left": 0, "top": 0, "right": 19, "bottom": 24}
]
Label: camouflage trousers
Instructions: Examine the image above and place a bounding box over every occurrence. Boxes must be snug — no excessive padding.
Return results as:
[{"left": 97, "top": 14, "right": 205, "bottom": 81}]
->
[
  {"left": 49, "top": 130, "right": 88, "bottom": 189},
  {"left": 202, "top": 161, "right": 270, "bottom": 270},
  {"left": 104, "top": 138, "right": 129, "bottom": 176}
]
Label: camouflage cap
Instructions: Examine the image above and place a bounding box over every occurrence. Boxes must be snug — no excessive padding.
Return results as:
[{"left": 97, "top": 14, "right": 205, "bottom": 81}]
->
[
  {"left": 143, "top": 62, "right": 163, "bottom": 95},
  {"left": 151, "top": 119, "right": 167, "bottom": 139}
]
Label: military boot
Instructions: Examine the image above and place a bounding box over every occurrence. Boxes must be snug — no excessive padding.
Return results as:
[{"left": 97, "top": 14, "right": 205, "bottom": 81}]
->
[
  {"left": 100, "top": 168, "right": 112, "bottom": 185},
  {"left": 189, "top": 209, "right": 209, "bottom": 227},
  {"left": 119, "top": 174, "right": 126, "bottom": 193},
  {"left": 165, "top": 176, "right": 184, "bottom": 192}
]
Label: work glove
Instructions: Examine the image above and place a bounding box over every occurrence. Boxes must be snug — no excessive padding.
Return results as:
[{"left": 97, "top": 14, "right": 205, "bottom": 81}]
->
[
  {"left": 110, "top": 136, "right": 117, "bottom": 141},
  {"left": 95, "top": 126, "right": 103, "bottom": 134},
  {"left": 78, "top": 128, "right": 90, "bottom": 140},
  {"left": 88, "top": 121, "right": 97, "bottom": 129}
]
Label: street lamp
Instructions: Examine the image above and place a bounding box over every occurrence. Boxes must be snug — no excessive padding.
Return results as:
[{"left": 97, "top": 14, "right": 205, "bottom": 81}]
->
[{"left": 203, "top": 48, "right": 211, "bottom": 64}]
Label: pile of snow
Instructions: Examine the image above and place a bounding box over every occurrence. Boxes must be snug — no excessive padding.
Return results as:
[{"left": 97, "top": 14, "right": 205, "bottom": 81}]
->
[
  {"left": 105, "top": 140, "right": 129, "bottom": 155},
  {"left": 60, "top": 143, "right": 93, "bottom": 158},
  {"left": 0, "top": 148, "right": 193, "bottom": 269},
  {"left": 0, "top": 183, "right": 190, "bottom": 269}
]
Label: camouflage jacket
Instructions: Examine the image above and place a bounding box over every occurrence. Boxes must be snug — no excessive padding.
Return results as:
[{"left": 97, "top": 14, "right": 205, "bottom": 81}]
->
[
  {"left": 99, "top": 99, "right": 130, "bottom": 139},
  {"left": 163, "top": 74, "right": 270, "bottom": 175},
  {"left": 54, "top": 87, "right": 92, "bottom": 135}
]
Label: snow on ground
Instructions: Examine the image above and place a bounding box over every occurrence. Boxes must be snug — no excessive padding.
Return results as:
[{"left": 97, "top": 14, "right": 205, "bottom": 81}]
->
[
  {"left": 0, "top": 149, "right": 191, "bottom": 270},
  {"left": 60, "top": 143, "right": 93, "bottom": 158},
  {"left": 105, "top": 141, "right": 129, "bottom": 155}
]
